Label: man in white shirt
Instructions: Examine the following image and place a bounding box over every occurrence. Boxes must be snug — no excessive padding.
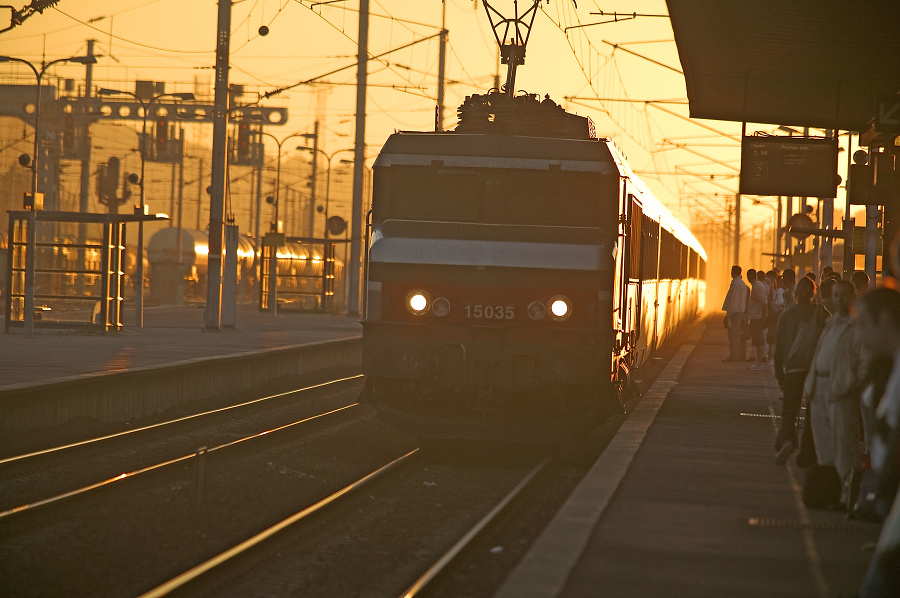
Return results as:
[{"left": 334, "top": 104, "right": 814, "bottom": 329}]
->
[
  {"left": 722, "top": 265, "right": 749, "bottom": 362},
  {"left": 747, "top": 270, "right": 770, "bottom": 370}
]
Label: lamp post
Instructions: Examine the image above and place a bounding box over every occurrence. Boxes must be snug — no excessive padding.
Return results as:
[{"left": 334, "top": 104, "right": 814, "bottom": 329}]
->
[
  {"left": 300, "top": 147, "right": 354, "bottom": 312},
  {"left": 258, "top": 131, "right": 316, "bottom": 316},
  {"left": 259, "top": 131, "right": 317, "bottom": 230},
  {"left": 0, "top": 54, "right": 97, "bottom": 337},
  {"left": 752, "top": 199, "right": 778, "bottom": 268},
  {"left": 299, "top": 147, "right": 355, "bottom": 239},
  {"left": 97, "top": 88, "right": 194, "bottom": 328}
]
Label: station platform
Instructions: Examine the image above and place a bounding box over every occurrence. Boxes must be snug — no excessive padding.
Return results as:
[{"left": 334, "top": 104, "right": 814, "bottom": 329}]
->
[
  {"left": 0, "top": 303, "right": 361, "bottom": 390},
  {"left": 496, "top": 315, "right": 881, "bottom": 598}
]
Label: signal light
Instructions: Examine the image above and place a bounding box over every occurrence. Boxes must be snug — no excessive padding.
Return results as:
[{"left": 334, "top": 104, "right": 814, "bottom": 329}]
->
[
  {"left": 237, "top": 122, "right": 250, "bottom": 159},
  {"left": 63, "top": 115, "right": 75, "bottom": 152},
  {"left": 155, "top": 119, "right": 168, "bottom": 144}
]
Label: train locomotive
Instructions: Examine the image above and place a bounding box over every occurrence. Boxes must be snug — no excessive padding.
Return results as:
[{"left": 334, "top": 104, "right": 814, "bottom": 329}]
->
[{"left": 361, "top": 91, "right": 706, "bottom": 442}]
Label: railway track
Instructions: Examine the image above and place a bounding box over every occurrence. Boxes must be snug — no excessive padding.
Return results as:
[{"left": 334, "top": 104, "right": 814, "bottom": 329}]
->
[
  {"left": 0, "top": 375, "right": 366, "bottom": 517},
  {"left": 1, "top": 326, "right": 685, "bottom": 598},
  {"left": 143, "top": 449, "right": 553, "bottom": 598},
  {"left": 0, "top": 375, "right": 418, "bottom": 598}
]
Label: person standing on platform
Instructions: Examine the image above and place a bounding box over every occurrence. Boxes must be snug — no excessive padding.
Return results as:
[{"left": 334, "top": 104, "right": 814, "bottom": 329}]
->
[
  {"left": 852, "top": 270, "right": 871, "bottom": 296},
  {"left": 722, "top": 265, "right": 749, "bottom": 362},
  {"left": 747, "top": 270, "right": 769, "bottom": 370},
  {"left": 802, "top": 279, "right": 864, "bottom": 507},
  {"left": 856, "top": 288, "right": 900, "bottom": 598},
  {"left": 773, "top": 277, "right": 827, "bottom": 464},
  {"left": 743, "top": 269, "right": 757, "bottom": 360}
]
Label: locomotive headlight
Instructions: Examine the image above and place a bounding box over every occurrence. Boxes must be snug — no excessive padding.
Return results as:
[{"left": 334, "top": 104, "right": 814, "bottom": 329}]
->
[
  {"left": 432, "top": 297, "right": 451, "bottom": 317},
  {"left": 407, "top": 290, "right": 430, "bottom": 315},
  {"left": 548, "top": 295, "right": 571, "bottom": 321},
  {"left": 528, "top": 301, "right": 547, "bottom": 320}
]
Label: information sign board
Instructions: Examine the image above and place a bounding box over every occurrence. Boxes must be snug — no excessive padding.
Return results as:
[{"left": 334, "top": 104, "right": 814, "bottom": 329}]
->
[{"left": 740, "top": 136, "right": 839, "bottom": 198}]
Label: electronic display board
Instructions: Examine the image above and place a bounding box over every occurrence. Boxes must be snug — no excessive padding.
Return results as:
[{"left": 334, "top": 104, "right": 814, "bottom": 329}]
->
[{"left": 740, "top": 136, "right": 839, "bottom": 198}]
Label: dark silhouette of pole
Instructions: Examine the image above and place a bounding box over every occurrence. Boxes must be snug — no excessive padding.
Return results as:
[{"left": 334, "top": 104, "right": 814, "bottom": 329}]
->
[
  {"left": 205, "top": 0, "right": 233, "bottom": 330},
  {"left": 349, "top": 0, "right": 369, "bottom": 316}
]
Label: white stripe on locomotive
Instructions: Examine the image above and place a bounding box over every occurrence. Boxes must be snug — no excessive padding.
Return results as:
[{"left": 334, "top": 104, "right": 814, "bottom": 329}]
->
[{"left": 368, "top": 236, "right": 611, "bottom": 271}]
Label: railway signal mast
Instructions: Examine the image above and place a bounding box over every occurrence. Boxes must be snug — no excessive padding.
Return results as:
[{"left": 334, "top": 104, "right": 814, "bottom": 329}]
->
[{"left": 482, "top": 0, "right": 541, "bottom": 96}]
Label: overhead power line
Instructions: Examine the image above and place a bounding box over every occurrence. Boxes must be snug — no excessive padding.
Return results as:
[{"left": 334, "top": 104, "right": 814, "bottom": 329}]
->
[{"left": 260, "top": 31, "right": 440, "bottom": 100}]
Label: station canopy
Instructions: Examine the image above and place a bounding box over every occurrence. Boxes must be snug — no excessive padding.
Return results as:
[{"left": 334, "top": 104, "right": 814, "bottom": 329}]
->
[{"left": 666, "top": 0, "right": 900, "bottom": 131}]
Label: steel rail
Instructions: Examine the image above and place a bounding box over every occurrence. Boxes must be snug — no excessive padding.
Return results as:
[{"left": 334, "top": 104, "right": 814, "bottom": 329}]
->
[
  {"left": 400, "top": 454, "right": 554, "bottom": 597},
  {"left": 0, "top": 402, "right": 362, "bottom": 519},
  {"left": 0, "top": 374, "right": 364, "bottom": 465},
  {"left": 138, "top": 449, "right": 419, "bottom": 598}
]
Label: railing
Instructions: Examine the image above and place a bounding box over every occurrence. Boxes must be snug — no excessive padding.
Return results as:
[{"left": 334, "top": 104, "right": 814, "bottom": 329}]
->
[{"left": 4, "top": 210, "right": 166, "bottom": 333}]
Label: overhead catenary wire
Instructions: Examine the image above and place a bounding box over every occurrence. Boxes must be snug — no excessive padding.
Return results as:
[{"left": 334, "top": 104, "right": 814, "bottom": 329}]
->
[{"left": 53, "top": 8, "right": 215, "bottom": 54}]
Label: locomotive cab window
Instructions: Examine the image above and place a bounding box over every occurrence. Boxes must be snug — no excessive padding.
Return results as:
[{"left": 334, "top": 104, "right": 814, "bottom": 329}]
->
[
  {"left": 389, "top": 165, "right": 482, "bottom": 221},
  {"left": 508, "top": 171, "right": 603, "bottom": 227}
]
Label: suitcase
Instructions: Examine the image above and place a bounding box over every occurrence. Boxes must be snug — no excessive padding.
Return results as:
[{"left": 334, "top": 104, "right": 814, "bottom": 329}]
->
[{"left": 802, "top": 464, "right": 841, "bottom": 509}]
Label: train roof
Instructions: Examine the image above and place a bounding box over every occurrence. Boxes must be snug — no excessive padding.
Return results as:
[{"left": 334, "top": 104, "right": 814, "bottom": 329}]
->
[
  {"left": 376, "top": 132, "right": 707, "bottom": 262},
  {"left": 378, "top": 132, "right": 612, "bottom": 163},
  {"left": 604, "top": 142, "right": 708, "bottom": 261}
]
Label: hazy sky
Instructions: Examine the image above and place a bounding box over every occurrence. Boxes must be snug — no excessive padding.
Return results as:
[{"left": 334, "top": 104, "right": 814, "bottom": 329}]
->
[{"left": 0, "top": 0, "right": 840, "bottom": 243}]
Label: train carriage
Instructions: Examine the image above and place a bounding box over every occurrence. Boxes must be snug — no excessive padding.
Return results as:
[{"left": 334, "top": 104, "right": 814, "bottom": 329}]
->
[{"left": 361, "top": 92, "right": 705, "bottom": 443}]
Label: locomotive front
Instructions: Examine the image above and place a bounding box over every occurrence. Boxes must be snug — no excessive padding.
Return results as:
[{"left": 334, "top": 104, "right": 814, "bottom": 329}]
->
[{"left": 362, "top": 118, "right": 624, "bottom": 442}]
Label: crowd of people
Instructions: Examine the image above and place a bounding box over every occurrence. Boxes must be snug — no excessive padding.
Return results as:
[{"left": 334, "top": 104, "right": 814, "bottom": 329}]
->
[{"left": 721, "top": 264, "right": 899, "bottom": 597}]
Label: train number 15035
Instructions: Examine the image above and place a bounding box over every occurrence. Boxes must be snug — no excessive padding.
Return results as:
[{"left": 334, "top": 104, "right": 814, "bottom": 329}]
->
[{"left": 464, "top": 304, "right": 515, "bottom": 320}]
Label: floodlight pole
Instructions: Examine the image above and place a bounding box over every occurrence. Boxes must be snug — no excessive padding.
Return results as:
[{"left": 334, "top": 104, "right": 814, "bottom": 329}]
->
[
  {"left": 97, "top": 88, "right": 194, "bottom": 328},
  {"left": 260, "top": 131, "right": 316, "bottom": 316},
  {"left": 300, "top": 147, "right": 354, "bottom": 239}
]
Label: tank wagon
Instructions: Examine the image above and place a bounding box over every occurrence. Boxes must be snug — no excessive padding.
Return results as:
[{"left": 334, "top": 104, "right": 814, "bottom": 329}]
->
[
  {"left": 361, "top": 91, "right": 706, "bottom": 442},
  {"left": 147, "top": 228, "right": 341, "bottom": 306}
]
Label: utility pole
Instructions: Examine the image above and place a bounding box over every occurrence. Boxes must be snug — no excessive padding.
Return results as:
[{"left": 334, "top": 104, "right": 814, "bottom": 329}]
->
[
  {"left": 253, "top": 157, "right": 262, "bottom": 277},
  {"left": 196, "top": 158, "right": 203, "bottom": 231},
  {"left": 168, "top": 161, "right": 176, "bottom": 227},
  {"left": 349, "top": 0, "right": 369, "bottom": 316},
  {"left": 205, "top": 0, "right": 232, "bottom": 330},
  {"left": 733, "top": 193, "right": 741, "bottom": 266},
  {"left": 307, "top": 120, "right": 319, "bottom": 238},
  {"left": 776, "top": 196, "right": 783, "bottom": 263},
  {"left": 436, "top": 1, "right": 447, "bottom": 131},
  {"left": 176, "top": 142, "right": 185, "bottom": 306},
  {"left": 76, "top": 40, "right": 95, "bottom": 296}
]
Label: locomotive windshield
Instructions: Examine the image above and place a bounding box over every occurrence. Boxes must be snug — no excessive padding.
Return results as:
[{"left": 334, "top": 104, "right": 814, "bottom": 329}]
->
[{"left": 385, "top": 165, "right": 607, "bottom": 227}]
